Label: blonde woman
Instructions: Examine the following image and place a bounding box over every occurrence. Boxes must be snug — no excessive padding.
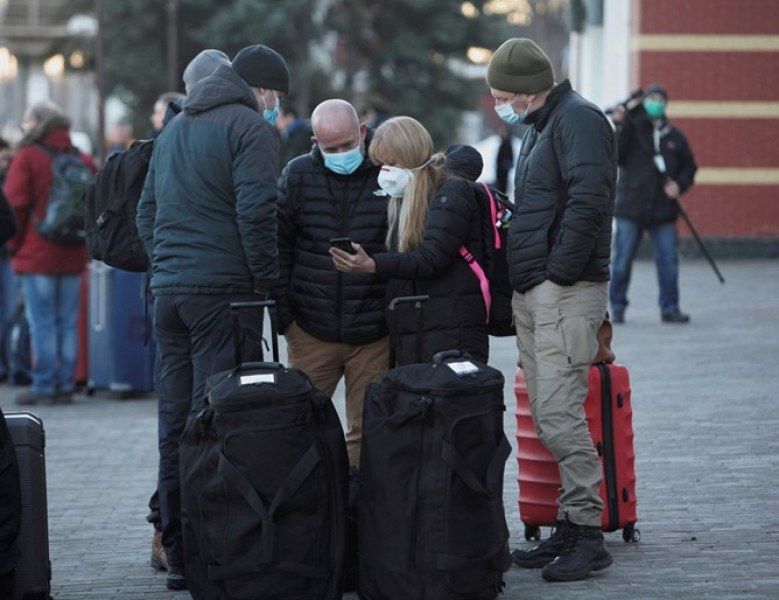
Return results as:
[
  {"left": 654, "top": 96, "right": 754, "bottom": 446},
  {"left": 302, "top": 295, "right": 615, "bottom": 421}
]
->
[{"left": 331, "top": 116, "right": 489, "bottom": 366}]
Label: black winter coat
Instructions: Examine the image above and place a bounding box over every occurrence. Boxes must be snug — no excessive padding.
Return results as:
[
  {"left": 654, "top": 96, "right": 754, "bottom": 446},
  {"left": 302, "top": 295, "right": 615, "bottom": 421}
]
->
[
  {"left": 277, "top": 141, "right": 388, "bottom": 345},
  {"left": 510, "top": 80, "right": 616, "bottom": 293},
  {"left": 615, "top": 109, "right": 697, "bottom": 225},
  {"left": 373, "top": 177, "right": 489, "bottom": 366}
]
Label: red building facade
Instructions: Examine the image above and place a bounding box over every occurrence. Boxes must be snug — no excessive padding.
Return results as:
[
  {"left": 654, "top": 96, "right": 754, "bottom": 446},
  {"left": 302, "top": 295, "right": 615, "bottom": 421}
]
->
[{"left": 633, "top": 0, "right": 779, "bottom": 254}]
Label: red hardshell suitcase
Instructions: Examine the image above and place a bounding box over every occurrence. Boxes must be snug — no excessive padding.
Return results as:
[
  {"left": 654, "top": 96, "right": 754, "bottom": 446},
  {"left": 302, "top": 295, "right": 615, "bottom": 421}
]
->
[
  {"left": 515, "top": 363, "right": 639, "bottom": 543},
  {"left": 5, "top": 411, "right": 51, "bottom": 600}
]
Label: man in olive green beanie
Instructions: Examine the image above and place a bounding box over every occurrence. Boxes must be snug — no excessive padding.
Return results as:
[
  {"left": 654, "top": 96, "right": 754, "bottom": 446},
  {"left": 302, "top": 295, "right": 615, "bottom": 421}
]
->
[
  {"left": 487, "top": 38, "right": 618, "bottom": 583},
  {"left": 486, "top": 37, "right": 555, "bottom": 94}
]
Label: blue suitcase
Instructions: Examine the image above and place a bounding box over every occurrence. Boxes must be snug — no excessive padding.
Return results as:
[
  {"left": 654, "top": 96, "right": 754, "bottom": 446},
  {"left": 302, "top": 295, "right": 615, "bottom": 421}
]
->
[{"left": 88, "top": 261, "right": 156, "bottom": 396}]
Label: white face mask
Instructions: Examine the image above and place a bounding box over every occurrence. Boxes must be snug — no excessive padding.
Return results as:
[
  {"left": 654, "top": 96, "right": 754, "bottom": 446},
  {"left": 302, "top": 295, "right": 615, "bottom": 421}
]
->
[{"left": 377, "top": 165, "right": 413, "bottom": 197}]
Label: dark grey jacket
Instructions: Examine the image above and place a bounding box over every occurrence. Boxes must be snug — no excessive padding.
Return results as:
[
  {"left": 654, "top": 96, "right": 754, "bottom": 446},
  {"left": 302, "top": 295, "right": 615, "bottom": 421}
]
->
[
  {"left": 510, "top": 80, "right": 616, "bottom": 293},
  {"left": 137, "top": 64, "right": 280, "bottom": 295}
]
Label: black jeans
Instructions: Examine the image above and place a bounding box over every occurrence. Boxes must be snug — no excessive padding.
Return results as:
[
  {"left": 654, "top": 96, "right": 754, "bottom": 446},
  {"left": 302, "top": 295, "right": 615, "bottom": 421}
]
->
[{"left": 154, "top": 293, "right": 262, "bottom": 568}]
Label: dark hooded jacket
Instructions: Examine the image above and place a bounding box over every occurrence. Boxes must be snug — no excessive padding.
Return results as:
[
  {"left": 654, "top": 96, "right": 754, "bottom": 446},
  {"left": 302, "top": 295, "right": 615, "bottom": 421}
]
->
[
  {"left": 509, "top": 80, "right": 616, "bottom": 293},
  {"left": 614, "top": 108, "right": 697, "bottom": 225},
  {"left": 276, "top": 135, "right": 388, "bottom": 344},
  {"left": 137, "top": 64, "right": 280, "bottom": 295}
]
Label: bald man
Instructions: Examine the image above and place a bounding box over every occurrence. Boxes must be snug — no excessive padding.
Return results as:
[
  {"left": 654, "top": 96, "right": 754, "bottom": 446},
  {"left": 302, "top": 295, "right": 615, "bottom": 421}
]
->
[{"left": 276, "top": 99, "right": 388, "bottom": 467}]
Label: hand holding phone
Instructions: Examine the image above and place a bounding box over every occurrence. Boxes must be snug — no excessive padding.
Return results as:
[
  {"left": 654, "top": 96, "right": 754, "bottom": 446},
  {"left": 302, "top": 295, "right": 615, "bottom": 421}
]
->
[{"left": 330, "top": 237, "right": 357, "bottom": 255}]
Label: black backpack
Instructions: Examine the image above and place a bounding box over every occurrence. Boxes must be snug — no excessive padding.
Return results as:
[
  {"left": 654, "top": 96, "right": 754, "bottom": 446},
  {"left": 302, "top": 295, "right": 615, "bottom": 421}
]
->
[
  {"left": 84, "top": 139, "right": 153, "bottom": 272},
  {"left": 36, "top": 145, "right": 92, "bottom": 247},
  {"left": 359, "top": 348, "right": 512, "bottom": 600},
  {"left": 460, "top": 182, "right": 516, "bottom": 337}
]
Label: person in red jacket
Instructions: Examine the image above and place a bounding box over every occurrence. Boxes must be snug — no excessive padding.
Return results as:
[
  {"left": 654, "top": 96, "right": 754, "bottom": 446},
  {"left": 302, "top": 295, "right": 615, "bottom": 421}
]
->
[{"left": 3, "top": 100, "right": 96, "bottom": 405}]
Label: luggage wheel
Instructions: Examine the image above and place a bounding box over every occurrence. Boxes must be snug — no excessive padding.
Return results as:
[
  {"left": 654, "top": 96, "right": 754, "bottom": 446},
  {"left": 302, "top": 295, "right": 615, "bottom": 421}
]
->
[
  {"left": 622, "top": 523, "right": 640, "bottom": 543},
  {"left": 524, "top": 524, "right": 541, "bottom": 541}
]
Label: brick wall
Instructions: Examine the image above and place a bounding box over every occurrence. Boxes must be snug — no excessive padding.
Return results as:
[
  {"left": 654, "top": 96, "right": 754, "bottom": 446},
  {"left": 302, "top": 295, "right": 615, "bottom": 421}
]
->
[{"left": 634, "top": 0, "right": 779, "bottom": 241}]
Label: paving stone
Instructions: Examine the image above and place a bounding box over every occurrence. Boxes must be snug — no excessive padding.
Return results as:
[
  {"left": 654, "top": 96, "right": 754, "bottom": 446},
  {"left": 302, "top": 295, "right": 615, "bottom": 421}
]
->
[{"left": 2, "top": 259, "right": 777, "bottom": 598}]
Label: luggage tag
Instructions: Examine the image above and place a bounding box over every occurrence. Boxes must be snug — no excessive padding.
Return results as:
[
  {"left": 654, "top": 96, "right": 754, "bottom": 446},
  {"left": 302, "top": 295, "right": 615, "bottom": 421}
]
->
[
  {"left": 239, "top": 373, "right": 276, "bottom": 385},
  {"left": 447, "top": 360, "right": 480, "bottom": 376}
]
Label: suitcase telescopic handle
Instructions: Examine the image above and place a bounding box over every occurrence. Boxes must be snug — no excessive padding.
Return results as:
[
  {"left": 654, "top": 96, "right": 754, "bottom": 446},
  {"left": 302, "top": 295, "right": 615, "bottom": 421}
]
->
[
  {"left": 229, "top": 300, "right": 279, "bottom": 365},
  {"left": 387, "top": 294, "right": 429, "bottom": 311},
  {"left": 387, "top": 295, "right": 429, "bottom": 366}
]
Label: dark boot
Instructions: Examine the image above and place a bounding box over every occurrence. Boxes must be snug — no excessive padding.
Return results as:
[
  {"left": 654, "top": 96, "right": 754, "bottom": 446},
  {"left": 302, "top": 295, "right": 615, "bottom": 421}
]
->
[
  {"left": 541, "top": 519, "right": 612, "bottom": 582},
  {"left": 511, "top": 519, "right": 570, "bottom": 568},
  {"left": 166, "top": 566, "right": 188, "bottom": 591}
]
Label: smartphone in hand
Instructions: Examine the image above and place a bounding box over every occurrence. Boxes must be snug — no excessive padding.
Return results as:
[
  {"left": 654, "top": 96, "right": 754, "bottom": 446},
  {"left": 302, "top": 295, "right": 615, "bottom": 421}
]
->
[{"left": 330, "top": 237, "right": 357, "bottom": 255}]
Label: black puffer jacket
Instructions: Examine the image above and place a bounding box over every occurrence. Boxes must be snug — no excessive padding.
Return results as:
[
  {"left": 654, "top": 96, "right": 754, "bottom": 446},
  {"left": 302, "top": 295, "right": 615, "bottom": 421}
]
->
[
  {"left": 510, "top": 80, "right": 616, "bottom": 293},
  {"left": 614, "top": 109, "right": 697, "bottom": 225},
  {"left": 277, "top": 138, "right": 388, "bottom": 344},
  {"left": 373, "top": 177, "right": 489, "bottom": 366}
]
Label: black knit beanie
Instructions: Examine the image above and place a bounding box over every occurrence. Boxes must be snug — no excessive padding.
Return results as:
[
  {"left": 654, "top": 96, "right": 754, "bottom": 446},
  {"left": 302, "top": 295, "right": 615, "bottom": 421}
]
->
[
  {"left": 232, "top": 44, "right": 289, "bottom": 94},
  {"left": 445, "top": 144, "right": 484, "bottom": 182},
  {"left": 486, "top": 38, "right": 555, "bottom": 94}
]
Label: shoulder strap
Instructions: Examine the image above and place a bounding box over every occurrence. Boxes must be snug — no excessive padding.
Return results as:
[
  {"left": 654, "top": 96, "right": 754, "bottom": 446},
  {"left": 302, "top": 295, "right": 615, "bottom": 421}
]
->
[
  {"left": 480, "top": 183, "right": 500, "bottom": 250},
  {"left": 35, "top": 142, "right": 79, "bottom": 158},
  {"left": 459, "top": 246, "right": 490, "bottom": 324}
]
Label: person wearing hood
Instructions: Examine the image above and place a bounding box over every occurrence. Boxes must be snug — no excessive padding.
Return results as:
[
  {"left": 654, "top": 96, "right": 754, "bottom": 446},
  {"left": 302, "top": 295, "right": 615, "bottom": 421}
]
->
[
  {"left": 136, "top": 43, "right": 289, "bottom": 591},
  {"left": 3, "top": 100, "right": 96, "bottom": 406},
  {"left": 609, "top": 84, "right": 698, "bottom": 324},
  {"left": 277, "top": 98, "right": 387, "bottom": 468},
  {"left": 142, "top": 47, "right": 231, "bottom": 581}
]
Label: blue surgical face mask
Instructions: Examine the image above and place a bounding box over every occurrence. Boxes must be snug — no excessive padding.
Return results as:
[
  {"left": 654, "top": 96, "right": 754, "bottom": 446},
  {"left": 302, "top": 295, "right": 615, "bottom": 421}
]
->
[
  {"left": 496, "top": 94, "right": 534, "bottom": 126},
  {"left": 322, "top": 144, "right": 363, "bottom": 175},
  {"left": 262, "top": 92, "right": 280, "bottom": 126},
  {"left": 495, "top": 95, "right": 521, "bottom": 125}
]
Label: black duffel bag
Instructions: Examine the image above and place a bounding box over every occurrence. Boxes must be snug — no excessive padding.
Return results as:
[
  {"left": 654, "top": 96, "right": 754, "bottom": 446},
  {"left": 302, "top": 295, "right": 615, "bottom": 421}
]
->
[
  {"left": 180, "top": 301, "right": 349, "bottom": 600},
  {"left": 359, "top": 344, "right": 512, "bottom": 600}
]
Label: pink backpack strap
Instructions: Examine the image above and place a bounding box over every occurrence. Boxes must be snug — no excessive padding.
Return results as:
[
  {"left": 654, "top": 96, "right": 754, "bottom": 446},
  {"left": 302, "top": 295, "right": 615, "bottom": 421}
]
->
[
  {"left": 459, "top": 246, "right": 491, "bottom": 324},
  {"left": 480, "top": 183, "right": 500, "bottom": 250}
]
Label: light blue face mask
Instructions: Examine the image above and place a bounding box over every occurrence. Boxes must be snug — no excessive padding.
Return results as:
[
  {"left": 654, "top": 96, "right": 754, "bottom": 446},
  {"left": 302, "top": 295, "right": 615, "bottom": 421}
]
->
[
  {"left": 495, "top": 95, "right": 521, "bottom": 125},
  {"left": 262, "top": 92, "right": 280, "bottom": 126},
  {"left": 323, "top": 144, "right": 363, "bottom": 175}
]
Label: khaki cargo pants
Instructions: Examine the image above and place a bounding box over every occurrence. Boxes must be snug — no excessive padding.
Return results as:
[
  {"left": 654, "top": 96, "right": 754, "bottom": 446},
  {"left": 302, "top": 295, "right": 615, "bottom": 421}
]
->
[
  {"left": 285, "top": 321, "right": 390, "bottom": 467},
  {"left": 512, "top": 280, "right": 607, "bottom": 527}
]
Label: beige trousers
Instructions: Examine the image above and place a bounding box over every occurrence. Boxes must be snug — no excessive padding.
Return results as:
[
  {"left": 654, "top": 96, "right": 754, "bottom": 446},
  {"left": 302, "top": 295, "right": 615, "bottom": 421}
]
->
[
  {"left": 512, "top": 280, "right": 607, "bottom": 527},
  {"left": 284, "top": 321, "right": 390, "bottom": 467}
]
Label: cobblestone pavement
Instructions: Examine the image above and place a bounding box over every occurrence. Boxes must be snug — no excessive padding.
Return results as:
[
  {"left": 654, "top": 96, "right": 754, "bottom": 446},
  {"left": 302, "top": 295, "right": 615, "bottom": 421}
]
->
[{"left": 2, "top": 258, "right": 778, "bottom": 599}]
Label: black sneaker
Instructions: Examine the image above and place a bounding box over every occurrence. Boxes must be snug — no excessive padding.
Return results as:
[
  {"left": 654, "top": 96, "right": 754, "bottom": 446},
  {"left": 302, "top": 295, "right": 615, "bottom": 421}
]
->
[
  {"left": 541, "top": 520, "right": 612, "bottom": 582},
  {"left": 166, "top": 566, "right": 188, "bottom": 591},
  {"left": 511, "top": 519, "right": 570, "bottom": 568},
  {"left": 661, "top": 310, "right": 690, "bottom": 323}
]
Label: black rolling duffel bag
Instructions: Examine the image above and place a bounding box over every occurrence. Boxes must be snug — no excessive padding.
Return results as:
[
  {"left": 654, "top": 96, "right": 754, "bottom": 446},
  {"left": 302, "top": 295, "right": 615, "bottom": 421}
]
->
[
  {"left": 358, "top": 296, "right": 512, "bottom": 600},
  {"left": 180, "top": 301, "right": 349, "bottom": 600}
]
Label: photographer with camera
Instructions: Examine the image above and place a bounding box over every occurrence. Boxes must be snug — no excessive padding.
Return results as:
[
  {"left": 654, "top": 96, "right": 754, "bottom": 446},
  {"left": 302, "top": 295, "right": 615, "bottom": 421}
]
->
[{"left": 609, "top": 84, "right": 698, "bottom": 324}]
